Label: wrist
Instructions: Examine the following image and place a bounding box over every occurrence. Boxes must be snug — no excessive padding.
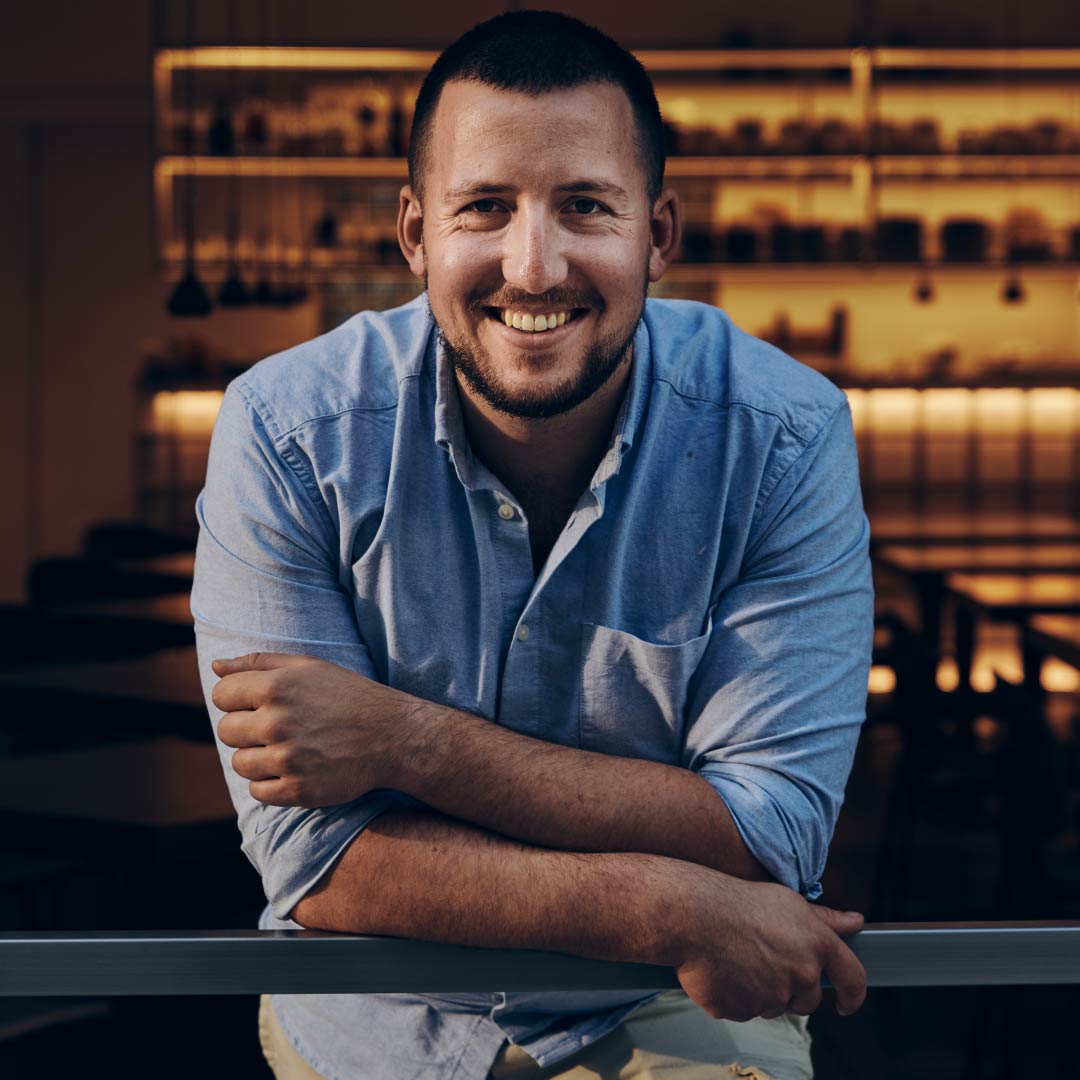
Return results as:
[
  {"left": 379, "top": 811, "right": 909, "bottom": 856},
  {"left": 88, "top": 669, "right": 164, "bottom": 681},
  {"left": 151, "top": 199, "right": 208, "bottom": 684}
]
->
[
  {"left": 644, "top": 858, "right": 749, "bottom": 967},
  {"left": 387, "top": 695, "right": 449, "bottom": 796}
]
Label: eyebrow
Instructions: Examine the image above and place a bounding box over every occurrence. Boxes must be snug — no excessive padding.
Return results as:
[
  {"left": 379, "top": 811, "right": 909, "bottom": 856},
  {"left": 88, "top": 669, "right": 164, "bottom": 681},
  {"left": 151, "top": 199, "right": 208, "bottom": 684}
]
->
[{"left": 443, "top": 179, "right": 632, "bottom": 204}]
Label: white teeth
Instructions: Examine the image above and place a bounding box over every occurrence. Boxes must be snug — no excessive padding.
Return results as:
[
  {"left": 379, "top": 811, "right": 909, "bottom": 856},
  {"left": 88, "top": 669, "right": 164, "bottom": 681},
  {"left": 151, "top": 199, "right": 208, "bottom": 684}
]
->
[{"left": 498, "top": 309, "right": 575, "bottom": 332}]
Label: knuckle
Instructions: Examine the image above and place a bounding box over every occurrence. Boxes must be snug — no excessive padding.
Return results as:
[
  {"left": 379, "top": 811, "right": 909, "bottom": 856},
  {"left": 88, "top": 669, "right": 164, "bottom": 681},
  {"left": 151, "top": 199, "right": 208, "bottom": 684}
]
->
[
  {"left": 268, "top": 671, "right": 292, "bottom": 702},
  {"left": 265, "top": 711, "right": 290, "bottom": 743}
]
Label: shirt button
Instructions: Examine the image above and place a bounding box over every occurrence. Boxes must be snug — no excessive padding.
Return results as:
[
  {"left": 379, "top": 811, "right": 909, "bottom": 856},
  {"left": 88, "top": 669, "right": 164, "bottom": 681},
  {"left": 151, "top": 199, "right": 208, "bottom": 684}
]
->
[
  {"left": 497, "top": 503, "right": 515, "bottom": 520},
  {"left": 517, "top": 624, "right": 530, "bottom": 642}
]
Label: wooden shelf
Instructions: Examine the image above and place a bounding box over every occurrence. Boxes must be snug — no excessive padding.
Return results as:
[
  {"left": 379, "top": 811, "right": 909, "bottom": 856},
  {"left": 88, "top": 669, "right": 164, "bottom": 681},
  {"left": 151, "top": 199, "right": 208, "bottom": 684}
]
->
[
  {"left": 154, "top": 46, "right": 1080, "bottom": 75},
  {"left": 154, "top": 153, "right": 1080, "bottom": 182}
]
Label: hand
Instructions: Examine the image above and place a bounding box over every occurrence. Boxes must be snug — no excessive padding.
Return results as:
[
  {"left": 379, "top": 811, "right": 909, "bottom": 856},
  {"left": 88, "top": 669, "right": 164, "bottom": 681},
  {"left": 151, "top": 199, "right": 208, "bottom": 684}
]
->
[
  {"left": 672, "top": 874, "right": 867, "bottom": 1022},
  {"left": 211, "top": 652, "right": 421, "bottom": 809}
]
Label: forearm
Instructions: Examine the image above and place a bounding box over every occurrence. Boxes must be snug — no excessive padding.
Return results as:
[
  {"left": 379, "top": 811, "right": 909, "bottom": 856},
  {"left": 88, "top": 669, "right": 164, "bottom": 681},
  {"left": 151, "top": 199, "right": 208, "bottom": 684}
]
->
[
  {"left": 398, "top": 703, "right": 772, "bottom": 882},
  {"left": 289, "top": 804, "right": 735, "bottom": 968}
]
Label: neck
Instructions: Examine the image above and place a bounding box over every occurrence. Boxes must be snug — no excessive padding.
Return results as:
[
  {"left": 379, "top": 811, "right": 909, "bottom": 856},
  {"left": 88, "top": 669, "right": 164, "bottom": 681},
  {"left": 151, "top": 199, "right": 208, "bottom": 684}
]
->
[{"left": 455, "top": 348, "right": 633, "bottom": 500}]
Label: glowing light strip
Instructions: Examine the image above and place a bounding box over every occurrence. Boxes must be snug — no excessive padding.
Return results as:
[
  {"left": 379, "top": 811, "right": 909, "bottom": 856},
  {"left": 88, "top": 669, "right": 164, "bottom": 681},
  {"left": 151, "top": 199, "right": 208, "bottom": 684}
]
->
[
  {"left": 153, "top": 47, "right": 859, "bottom": 74},
  {"left": 154, "top": 47, "right": 1080, "bottom": 74}
]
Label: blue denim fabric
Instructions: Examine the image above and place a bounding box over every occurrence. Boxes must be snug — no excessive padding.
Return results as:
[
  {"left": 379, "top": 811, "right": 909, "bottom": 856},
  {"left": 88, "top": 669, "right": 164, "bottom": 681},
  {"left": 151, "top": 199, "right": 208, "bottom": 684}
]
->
[{"left": 191, "top": 293, "right": 873, "bottom": 1080}]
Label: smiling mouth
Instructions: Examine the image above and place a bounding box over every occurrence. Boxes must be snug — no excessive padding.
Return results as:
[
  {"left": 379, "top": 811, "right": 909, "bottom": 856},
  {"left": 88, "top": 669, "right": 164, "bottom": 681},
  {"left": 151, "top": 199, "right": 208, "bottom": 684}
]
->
[{"left": 482, "top": 306, "right": 590, "bottom": 334}]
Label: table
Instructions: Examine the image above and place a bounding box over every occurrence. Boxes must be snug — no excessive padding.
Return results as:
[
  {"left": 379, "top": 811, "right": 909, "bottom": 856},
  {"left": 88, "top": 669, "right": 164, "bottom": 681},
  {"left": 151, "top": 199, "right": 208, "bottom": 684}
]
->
[
  {"left": 946, "top": 573, "right": 1080, "bottom": 692},
  {"left": 0, "top": 646, "right": 207, "bottom": 747},
  {"left": 54, "top": 593, "right": 194, "bottom": 627},
  {"left": 875, "top": 543, "right": 1080, "bottom": 576},
  {"left": 0, "top": 735, "right": 233, "bottom": 826},
  {"left": 872, "top": 544, "right": 1080, "bottom": 720},
  {"left": 0, "top": 645, "right": 203, "bottom": 707},
  {"left": 1024, "top": 614, "right": 1080, "bottom": 673},
  {"left": 113, "top": 552, "right": 195, "bottom": 581}
]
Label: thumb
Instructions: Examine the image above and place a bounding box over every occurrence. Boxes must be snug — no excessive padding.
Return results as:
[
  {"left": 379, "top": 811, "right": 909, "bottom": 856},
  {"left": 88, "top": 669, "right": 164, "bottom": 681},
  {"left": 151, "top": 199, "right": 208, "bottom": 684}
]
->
[
  {"left": 211, "top": 651, "right": 293, "bottom": 674},
  {"left": 809, "top": 905, "right": 864, "bottom": 936}
]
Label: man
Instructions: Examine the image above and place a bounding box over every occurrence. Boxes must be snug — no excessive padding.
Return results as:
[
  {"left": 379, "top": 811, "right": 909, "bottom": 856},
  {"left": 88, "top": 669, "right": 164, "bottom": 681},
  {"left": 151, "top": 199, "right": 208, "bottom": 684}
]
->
[{"left": 193, "top": 10, "right": 874, "bottom": 1080}]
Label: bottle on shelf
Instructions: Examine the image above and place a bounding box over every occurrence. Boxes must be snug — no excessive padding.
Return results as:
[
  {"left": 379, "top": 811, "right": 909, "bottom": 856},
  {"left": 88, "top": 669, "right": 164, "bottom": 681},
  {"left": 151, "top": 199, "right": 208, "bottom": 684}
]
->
[{"left": 207, "top": 95, "right": 235, "bottom": 156}]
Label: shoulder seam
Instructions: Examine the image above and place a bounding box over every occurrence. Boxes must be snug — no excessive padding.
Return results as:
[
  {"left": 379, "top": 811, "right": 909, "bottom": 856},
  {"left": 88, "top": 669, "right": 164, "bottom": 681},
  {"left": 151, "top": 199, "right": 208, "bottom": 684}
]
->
[
  {"left": 750, "top": 397, "right": 852, "bottom": 534},
  {"left": 656, "top": 375, "right": 839, "bottom": 446},
  {"left": 237, "top": 374, "right": 399, "bottom": 442},
  {"left": 231, "top": 379, "right": 341, "bottom": 547}
]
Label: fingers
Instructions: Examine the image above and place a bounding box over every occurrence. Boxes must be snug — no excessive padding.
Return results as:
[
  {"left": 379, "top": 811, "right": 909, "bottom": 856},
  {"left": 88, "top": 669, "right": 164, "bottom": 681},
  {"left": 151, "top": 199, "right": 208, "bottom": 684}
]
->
[
  {"left": 809, "top": 905, "right": 864, "bottom": 936},
  {"left": 823, "top": 936, "right": 868, "bottom": 1016},
  {"left": 787, "top": 982, "right": 823, "bottom": 1016},
  {"left": 230, "top": 746, "right": 281, "bottom": 781},
  {"left": 216, "top": 710, "right": 262, "bottom": 748},
  {"left": 211, "top": 670, "right": 268, "bottom": 713}
]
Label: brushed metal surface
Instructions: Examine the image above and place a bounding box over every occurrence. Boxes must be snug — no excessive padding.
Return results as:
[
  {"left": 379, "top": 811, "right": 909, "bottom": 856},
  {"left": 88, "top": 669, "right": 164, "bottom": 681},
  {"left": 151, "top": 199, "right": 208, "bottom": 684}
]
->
[{"left": 1, "top": 923, "right": 1078, "bottom": 996}]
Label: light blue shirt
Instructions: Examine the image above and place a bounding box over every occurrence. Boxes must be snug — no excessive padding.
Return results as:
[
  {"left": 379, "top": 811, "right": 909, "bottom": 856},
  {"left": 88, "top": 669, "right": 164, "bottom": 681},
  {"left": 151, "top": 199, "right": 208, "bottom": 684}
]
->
[{"left": 191, "top": 292, "right": 873, "bottom": 1080}]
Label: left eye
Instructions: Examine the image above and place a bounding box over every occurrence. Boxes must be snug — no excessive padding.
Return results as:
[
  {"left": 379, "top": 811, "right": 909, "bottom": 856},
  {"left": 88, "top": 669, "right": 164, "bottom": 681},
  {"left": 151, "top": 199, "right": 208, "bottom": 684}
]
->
[{"left": 570, "top": 198, "right": 603, "bottom": 215}]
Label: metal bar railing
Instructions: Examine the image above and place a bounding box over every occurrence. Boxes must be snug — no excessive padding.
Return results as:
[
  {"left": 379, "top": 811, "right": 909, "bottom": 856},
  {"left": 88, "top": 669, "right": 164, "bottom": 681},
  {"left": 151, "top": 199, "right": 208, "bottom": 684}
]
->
[{"left": 2, "top": 923, "right": 1080, "bottom": 996}]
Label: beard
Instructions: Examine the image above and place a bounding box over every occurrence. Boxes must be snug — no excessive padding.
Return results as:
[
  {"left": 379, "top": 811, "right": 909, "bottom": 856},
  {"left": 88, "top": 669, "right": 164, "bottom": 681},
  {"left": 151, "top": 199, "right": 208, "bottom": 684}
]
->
[{"left": 425, "top": 264, "right": 650, "bottom": 421}]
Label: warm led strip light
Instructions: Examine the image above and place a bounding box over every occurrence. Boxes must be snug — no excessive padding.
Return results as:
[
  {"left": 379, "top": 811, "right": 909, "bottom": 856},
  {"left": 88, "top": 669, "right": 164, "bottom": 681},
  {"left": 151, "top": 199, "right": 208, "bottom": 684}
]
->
[
  {"left": 2, "top": 924, "right": 1079, "bottom": 995},
  {"left": 153, "top": 47, "right": 1080, "bottom": 74}
]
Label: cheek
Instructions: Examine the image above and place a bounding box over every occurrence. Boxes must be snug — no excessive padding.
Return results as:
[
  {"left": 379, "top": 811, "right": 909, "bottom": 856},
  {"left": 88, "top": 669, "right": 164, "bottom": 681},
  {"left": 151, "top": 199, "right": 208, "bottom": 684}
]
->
[{"left": 429, "top": 242, "right": 497, "bottom": 300}]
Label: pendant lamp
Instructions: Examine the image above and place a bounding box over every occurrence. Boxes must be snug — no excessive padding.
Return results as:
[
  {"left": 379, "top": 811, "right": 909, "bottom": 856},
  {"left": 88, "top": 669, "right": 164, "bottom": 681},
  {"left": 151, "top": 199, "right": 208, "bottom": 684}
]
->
[
  {"left": 218, "top": 4, "right": 249, "bottom": 307},
  {"left": 167, "top": 0, "right": 211, "bottom": 316}
]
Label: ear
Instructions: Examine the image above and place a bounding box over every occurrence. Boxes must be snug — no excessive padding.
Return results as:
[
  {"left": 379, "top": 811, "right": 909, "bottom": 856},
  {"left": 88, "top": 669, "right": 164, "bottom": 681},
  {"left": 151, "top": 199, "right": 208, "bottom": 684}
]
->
[
  {"left": 647, "top": 187, "right": 682, "bottom": 283},
  {"left": 397, "top": 184, "right": 426, "bottom": 278}
]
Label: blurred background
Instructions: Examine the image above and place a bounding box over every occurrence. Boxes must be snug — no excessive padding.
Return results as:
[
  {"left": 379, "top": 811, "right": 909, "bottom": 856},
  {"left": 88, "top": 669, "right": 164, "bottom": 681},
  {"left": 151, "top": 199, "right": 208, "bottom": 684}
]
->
[{"left": 4, "top": 1, "right": 1080, "bottom": 1077}]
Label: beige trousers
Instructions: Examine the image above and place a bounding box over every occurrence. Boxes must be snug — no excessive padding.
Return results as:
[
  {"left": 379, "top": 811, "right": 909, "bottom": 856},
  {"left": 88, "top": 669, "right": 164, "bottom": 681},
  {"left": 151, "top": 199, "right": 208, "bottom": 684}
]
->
[{"left": 258, "top": 990, "right": 813, "bottom": 1080}]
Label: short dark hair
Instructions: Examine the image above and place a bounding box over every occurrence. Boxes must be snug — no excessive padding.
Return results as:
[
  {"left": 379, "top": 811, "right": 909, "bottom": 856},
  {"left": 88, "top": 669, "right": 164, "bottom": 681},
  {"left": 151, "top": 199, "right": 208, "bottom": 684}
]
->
[{"left": 407, "top": 9, "right": 666, "bottom": 208}]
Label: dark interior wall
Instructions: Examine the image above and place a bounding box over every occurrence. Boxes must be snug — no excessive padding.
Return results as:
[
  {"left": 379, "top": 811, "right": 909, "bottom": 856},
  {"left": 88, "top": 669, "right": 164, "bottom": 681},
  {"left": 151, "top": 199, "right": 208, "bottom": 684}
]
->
[
  {"left": 0, "top": 0, "right": 1077, "bottom": 602},
  {"left": 4, "top": 2, "right": 1080, "bottom": 87}
]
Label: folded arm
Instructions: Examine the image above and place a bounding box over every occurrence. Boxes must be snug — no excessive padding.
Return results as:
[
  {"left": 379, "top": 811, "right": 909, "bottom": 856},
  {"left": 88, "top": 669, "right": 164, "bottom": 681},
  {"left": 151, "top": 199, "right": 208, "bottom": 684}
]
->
[
  {"left": 383, "top": 399, "right": 872, "bottom": 900},
  {"left": 289, "top": 800, "right": 712, "bottom": 963},
  {"left": 391, "top": 699, "right": 773, "bottom": 881}
]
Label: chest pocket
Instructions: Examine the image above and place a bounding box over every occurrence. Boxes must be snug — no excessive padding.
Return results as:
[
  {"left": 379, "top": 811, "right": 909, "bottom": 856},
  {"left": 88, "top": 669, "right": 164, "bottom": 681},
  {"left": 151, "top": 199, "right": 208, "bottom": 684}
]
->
[{"left": 579, "top": 615, "right": 714, "bottom": 764}]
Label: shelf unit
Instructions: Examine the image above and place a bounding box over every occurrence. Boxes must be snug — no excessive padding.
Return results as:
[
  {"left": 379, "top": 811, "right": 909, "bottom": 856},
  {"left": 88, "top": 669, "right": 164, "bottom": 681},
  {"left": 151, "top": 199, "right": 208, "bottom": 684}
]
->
[
  {"left": 152, "top": 46, "right": 1080, "bottom": 277},
  {"left": 146, "top": 45, "right": 1080, "bottom": 519}
]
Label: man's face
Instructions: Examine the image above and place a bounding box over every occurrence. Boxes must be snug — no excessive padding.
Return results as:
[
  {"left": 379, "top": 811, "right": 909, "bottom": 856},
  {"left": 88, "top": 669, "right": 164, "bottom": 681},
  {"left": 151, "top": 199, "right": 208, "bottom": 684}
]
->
[{"left": 407, "top": 80, "right": 661, "bottom": 420}]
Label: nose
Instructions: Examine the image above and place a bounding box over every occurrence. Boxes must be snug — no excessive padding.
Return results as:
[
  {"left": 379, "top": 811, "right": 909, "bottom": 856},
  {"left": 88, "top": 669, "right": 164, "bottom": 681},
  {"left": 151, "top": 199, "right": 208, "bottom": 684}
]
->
[{"left": 501, "top": 205, "right": 568, "bottom": 295}]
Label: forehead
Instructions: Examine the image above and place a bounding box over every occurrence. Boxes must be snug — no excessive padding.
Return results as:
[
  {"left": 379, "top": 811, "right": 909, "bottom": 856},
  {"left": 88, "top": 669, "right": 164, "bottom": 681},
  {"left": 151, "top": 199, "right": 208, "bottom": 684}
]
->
[{"left": 427, "top": 80, "right": 643, "bottom": 199}]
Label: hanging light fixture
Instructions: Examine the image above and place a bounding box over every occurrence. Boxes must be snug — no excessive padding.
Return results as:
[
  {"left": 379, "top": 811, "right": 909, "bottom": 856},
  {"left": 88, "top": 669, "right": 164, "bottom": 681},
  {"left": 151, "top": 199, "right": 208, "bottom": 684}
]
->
[
  {"left": 167, "top": 0, "right": 212, "bottom": 316},
  {"left": 217, "top": 188, "right": 251, "bottom": 306},
  {"left": 1001, "top": 268, "right": 1026, "bottom": 304},
  {"left": 914, "top": 263, "right": 935, "bottom": 303},
  {"left": 218, "top": 2, "right": 249, "bottom": 307},
  {"left": 253, "top": 215, "right": 275, "bottom": 304}
]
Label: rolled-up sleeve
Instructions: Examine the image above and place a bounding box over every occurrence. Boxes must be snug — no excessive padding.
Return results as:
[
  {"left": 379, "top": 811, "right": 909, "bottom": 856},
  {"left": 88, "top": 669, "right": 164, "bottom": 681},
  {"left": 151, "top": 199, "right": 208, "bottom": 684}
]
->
[
  {"left": 683, "top": 400, "right": 873, "bottom": 900},
  {"left": 190, "top": 379, "right": 422, "bottom": 923}
]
